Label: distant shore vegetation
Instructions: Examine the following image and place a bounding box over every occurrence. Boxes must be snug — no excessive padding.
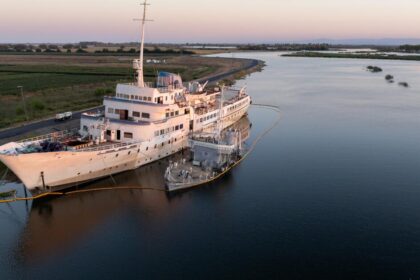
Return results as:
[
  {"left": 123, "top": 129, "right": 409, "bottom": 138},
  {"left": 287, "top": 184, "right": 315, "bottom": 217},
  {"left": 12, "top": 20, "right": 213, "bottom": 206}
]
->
[
  {"left": 282, "top": 51, "right": 420, "bottom": 61},
  {"left": 238, "top": 43, "right": 330, "bottom": 51},
  {"left": 398, "top": 45, "right": 420, "bottom": 53},
  {"left": 0, "top": 42, "right": 195, "bottom": 55},
  {"left": 1, "top": 42, "right": 420, "bottom": 55}
]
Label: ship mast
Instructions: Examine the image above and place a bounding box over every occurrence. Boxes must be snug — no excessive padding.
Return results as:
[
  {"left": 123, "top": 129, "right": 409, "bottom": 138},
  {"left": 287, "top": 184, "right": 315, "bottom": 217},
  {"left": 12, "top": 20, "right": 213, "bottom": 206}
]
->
[
  {"left": 216, "top": 86, "right": 225, "bottom": 141},
  {"left": 137, "top": 0, "right": 151, "bottom": 87}
]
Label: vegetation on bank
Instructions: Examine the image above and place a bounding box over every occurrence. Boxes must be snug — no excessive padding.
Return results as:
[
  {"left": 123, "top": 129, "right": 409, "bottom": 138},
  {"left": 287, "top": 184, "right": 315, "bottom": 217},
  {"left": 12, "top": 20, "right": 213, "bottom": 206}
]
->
[
  {"left": 399, "top": 45, "right": 420, "bottom": 53},
  {"left": 366, "top": 66, "right": 382, "bottom": 73},
  {"left": 282, "top": 51, "right": 420, "bottom": 61},
  {"left": 219, "top": 61, "right": 265, "bottom": 87}
]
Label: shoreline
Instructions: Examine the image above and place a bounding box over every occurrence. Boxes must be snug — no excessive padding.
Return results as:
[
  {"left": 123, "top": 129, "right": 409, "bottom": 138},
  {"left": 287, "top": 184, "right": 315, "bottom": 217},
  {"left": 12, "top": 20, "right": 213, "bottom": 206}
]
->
[{"left": 282, "top": 51, "right": 420, "bottom": 61}]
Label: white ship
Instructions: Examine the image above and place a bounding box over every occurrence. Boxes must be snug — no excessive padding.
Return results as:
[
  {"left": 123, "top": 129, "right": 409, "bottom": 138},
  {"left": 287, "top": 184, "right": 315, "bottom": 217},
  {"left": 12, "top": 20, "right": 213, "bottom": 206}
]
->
[{"left": 0, "top": 1, "right": 251, "bottom": 194}]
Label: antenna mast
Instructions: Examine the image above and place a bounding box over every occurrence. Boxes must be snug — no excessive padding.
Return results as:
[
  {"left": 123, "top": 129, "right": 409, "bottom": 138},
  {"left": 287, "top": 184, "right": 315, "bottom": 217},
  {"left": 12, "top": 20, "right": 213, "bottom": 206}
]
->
[{"left": 137, "top": 0, "right": 151, "bottom": 87}]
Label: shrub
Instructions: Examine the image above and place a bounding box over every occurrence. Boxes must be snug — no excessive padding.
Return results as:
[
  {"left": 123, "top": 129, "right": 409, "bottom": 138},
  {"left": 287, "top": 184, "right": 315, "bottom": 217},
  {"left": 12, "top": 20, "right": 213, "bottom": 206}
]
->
[
  {"left": 16, "top": 107, "right": 24, "bottom": 115},
  {"left": 95, "top": 88, "right": 106, "bottom": 96},
  {"left": 31, "top": 100, "right": 46, "bottom": 111}
]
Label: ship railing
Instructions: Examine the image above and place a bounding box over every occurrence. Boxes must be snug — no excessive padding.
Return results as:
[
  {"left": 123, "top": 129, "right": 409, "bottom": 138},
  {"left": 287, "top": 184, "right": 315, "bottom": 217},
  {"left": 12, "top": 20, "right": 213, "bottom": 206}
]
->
[
  {"left": 76, "top": 140, "right": 142, "bottom": 152},
  {"left": 189, "top": 139, "right": 236, "bottom": 153},
  {"left": 124, "top": 82, "right": 185, "bottom": 93},
  {"left": 17, "top": 129, "right": 79, "bottom": 144}
]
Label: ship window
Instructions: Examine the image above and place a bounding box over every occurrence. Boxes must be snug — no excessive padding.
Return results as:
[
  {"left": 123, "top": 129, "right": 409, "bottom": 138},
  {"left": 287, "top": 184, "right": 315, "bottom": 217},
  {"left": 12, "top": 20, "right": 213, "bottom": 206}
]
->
[
  {"left": 106, "top": 130, "right": 111, "bottom": 136},
  {"left": 165, "top": 96, "right": 168, "bottom": 101},
  {"left": 166, "top": 113, "right": 170, "bottom": 118},
  {"left": 133, "top": 111, "right": 140, "bottom": 117},
  {"left": 175, "top": 111, "right": 179, "bottom": 116},
  {"left": 142, "top": 113, "right": 150, "bottom": 119},
  {"left": 148, "top": 97, "right": 152, "bottom": 101},
  {"left": 108, "top": 108, "right": 114, "bottom": 114},
  {"left": 115, "top": 109, "right": 120, "bottom": 114},
  {"left": 180, "top": 124, "right": 184, "bottom": 129},
  {"left": 124, "top": 132, "right": 133, "bottom": 139},
  {"left": 83, "top": 125, "right": 88, "bottom": 131},
  {"left": 170, "top": 112, "right": 174, "bottom": 117},
  {"left": 160, "top": 129, "right": 165, "bottom": 135},
  {"left": 175, "top": 125, "right": 179, "bottom": 130},
  {"left": 146, "top": 147, "right": 149, "bottom": 151}
]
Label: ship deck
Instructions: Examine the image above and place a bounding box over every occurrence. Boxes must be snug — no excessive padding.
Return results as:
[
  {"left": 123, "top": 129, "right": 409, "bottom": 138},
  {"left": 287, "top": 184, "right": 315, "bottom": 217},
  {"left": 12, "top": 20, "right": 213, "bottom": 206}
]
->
[
  {"left": 165, "top": 160, "right": 215, "bottom": 191},
  {"left": 0, "top": 129, "right": 140, "bottom": 155}
]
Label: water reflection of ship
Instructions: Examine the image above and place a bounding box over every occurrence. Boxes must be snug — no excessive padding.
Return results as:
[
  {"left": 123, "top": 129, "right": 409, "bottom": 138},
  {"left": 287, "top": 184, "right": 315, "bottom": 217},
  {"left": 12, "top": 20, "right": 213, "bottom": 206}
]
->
[{"left": 15, "top": 115, "right": 252, "bottom": 263}]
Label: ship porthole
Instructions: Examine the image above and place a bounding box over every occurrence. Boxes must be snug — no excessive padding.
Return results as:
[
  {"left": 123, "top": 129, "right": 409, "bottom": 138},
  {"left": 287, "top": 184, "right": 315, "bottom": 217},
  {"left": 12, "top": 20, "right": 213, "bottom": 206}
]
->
[{"left": 115, "top": 154, "right": 119, "bottom": 157}]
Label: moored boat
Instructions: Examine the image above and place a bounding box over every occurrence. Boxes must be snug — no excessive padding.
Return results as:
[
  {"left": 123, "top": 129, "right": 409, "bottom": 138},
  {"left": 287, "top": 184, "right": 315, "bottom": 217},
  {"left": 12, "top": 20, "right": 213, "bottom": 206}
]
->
[
  {"left": 0, "top": 1, "right": 251, "bottom": 194},
  {"left": 164, "top": 90, "right": 252, "bottom": 192}
]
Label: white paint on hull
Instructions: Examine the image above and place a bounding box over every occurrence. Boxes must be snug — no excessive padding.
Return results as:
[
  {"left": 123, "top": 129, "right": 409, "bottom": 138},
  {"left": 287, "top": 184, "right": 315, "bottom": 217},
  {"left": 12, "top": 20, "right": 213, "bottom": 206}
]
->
[{"left": 0, "top": 103, "right": 249, "bottom": 192}]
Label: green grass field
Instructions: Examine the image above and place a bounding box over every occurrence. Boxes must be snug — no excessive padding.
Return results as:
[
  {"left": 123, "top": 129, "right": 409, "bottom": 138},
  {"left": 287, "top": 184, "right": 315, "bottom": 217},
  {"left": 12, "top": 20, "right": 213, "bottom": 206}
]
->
[{"left": 0, "top": 64, "right": 201, "bottom": 95}]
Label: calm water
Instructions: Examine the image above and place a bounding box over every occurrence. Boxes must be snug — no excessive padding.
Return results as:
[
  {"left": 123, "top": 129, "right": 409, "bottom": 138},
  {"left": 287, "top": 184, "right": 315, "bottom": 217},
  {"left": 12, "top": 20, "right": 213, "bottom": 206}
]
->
[{"left": 2, "top": 52, "right": 420, "bottom": 279}]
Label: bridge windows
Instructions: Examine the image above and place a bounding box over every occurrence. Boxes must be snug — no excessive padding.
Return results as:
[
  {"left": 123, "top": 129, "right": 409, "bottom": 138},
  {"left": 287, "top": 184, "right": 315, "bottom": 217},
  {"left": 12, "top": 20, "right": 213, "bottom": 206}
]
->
[{"left": 124, "top": 132, "right": 133, "bottom": 139}]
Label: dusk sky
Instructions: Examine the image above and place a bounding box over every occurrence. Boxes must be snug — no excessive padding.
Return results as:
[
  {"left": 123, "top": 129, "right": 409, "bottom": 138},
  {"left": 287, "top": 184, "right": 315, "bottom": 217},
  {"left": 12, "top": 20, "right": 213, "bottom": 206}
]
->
[{"left": 2, "top": 0, "right": 420, "bottom": 43}]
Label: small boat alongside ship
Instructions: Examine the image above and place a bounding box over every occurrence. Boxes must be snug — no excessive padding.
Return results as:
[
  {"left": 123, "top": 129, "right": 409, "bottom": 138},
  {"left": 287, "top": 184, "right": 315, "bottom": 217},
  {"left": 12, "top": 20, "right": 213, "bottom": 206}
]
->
[{"left": 165, "top": 93, "right": 252, "bottom": 192}]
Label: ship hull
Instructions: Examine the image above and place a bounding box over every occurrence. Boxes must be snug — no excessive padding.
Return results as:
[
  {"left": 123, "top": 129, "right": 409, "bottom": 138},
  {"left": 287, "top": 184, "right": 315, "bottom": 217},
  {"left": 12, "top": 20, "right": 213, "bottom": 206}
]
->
[{"left": 0, "top": 104, "right": 249, "bottom": 193}]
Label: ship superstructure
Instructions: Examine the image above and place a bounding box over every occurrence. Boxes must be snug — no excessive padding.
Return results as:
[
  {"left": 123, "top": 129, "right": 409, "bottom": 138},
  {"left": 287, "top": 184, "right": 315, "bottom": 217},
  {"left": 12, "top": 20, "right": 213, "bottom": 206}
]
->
[{"left": 0, "top": 1, "right": 251, "bottom": 193}]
